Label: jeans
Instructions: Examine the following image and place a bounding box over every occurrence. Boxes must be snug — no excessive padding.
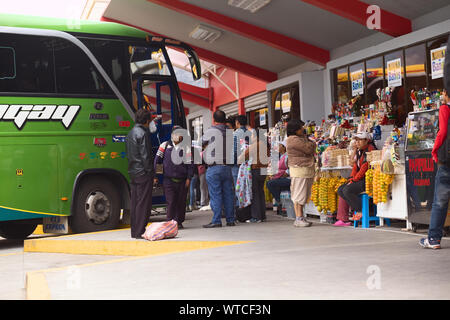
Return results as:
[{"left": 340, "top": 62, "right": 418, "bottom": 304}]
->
[
  {"left": 266, "top": 177, "right": 291, "bottom": 203},
  {"left": 189, "top": 174, "right": 198, "bottom": 206},
  {"left": 206, "top": 165, "right": 235, "bottom": 224},
  {"left": 428, "top": 165, "right": 450, "bottom": 241}
]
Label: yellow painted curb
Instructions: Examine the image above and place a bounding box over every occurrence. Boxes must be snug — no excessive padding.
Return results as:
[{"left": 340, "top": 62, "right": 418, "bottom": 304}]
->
[
  {"left": 33, "top": 225, "right": 44, "bottom": 235},
  {"left": 24, "top": 239, "right": 251, "bottom": 256},
  {"left": 24, "top": 238, "right": 252, "bottom": 300},
  {"left": 26, "top": 272, "right": 51, "bottom": 300}
]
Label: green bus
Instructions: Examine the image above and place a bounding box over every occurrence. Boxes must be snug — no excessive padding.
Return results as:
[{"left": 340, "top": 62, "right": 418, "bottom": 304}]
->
[{"left": 0, "top": 14, "right": 201, "bottom": 239}]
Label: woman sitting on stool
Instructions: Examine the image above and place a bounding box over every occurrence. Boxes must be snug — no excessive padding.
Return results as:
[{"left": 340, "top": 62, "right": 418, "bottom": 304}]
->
[
  {"left": 334, "top": 132, "right": 375, "bottom": 226},
  {"left": 266, "top": 140, "right": 290, "bottom": 216}
]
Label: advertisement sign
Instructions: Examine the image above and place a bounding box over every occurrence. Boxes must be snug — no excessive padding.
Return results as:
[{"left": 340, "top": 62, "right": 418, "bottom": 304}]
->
[
  {"left": 259, "top": 109, "right": 266, "bottom": 126},
  {"left": 351, "top": 69, "right": 364, "bottom": 96},
  {"left": 431, "top": 46, "right": 446, "bottom": 80},
  {"left": 387, "top": 58, "right": 402, "bottom": 88}
]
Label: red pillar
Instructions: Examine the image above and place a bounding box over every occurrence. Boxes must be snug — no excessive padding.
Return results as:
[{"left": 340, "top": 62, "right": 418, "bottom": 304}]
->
[{"left": 238, "top": 98, "right": 245, "bottom": 115}]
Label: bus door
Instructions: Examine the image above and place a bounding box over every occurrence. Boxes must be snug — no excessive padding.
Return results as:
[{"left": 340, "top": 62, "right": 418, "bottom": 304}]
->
[{"left": 135, "top": 75, "right": 184, "bottom": 207}]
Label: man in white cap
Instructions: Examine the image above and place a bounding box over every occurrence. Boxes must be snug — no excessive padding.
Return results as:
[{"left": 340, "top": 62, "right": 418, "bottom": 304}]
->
[{"left": 335, "top": 131, "right": 375, "bottom": 226}]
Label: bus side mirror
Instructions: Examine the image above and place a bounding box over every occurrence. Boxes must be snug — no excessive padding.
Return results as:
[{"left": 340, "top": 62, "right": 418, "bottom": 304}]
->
[{"left": 185, "top": 49, "right": 201, "bottom": 81}]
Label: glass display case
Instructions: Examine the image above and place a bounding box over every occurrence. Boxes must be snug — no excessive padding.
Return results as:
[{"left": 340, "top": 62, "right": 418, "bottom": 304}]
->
[
  {"left": 405, "top": 109, "right": 450, "bottom": 229},
  {"left": 405, "top": 109, "right": 439, "bottom": 152}
]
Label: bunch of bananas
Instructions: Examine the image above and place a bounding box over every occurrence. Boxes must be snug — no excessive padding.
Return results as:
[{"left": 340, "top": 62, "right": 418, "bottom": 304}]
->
[
  {"left": 371, "top": 166, "right": 394, "bottom": 204},
  {"left": 311, "top": 173, "right": 347, "bottom": 214},
  {"left": 311, "top": 179, "right": 320, "bottom": 208},
  {"left": 365, "top": 167, "right": 374, "bottom": 196},
  {"left": 319, "top": 176, "right": 328, "bottom": 213}
]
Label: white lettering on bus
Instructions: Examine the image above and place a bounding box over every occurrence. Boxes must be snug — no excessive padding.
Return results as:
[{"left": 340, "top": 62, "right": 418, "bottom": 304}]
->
[{"left": 0, "top": 104, "right": 81, "bottom": 129}]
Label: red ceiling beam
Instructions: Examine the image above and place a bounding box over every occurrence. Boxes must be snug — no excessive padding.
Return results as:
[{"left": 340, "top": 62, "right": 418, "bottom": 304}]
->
[
  {"left": 180, "top": 91, "right": 209, "bottom": 109},
  {"left": 101, "top": 16, "right": 277, "bottom": 82},
  {"left": 147, "top": 0, "right": 329, "bottom": 66},
  {"left": 178, "top": 82, "right": 210, "bottom": 100},
  {"left": 301, "top": 0, "right": 412, "bottom": 37}
]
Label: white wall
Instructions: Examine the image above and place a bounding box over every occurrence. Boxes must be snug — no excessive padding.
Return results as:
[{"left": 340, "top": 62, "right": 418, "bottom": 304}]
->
[{"left": 299, "top": 70, "right": 326, "bottom": 123}]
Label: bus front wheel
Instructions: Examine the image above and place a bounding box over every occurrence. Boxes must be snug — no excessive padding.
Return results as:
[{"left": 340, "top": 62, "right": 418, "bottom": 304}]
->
[
  {"left": 70, "top": 176, "right": 121, "bottom": 233},
  {"left": 0, "top": 221, "right": 38, "bottom": 240}
]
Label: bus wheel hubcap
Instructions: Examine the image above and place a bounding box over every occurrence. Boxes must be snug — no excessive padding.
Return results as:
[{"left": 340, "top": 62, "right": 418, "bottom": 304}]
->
[{"left": 85, "top": 191, "right": 111, "bottom": 224}]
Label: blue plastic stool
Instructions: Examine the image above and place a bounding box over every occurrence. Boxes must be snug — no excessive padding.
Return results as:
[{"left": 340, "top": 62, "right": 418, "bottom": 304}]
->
[{"left": 354, "top": 193, "right": 391, "bottom": 228}]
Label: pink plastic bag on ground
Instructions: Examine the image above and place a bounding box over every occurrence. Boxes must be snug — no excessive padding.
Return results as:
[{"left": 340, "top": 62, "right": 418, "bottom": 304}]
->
[{"left": 142, "top": 220, "right": 178, "bottom": 241}]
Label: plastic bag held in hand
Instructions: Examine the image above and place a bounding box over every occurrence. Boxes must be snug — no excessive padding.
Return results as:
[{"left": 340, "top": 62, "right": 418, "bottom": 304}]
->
[{"left": 142, "top": 220, "right": 178, "bottom": 241}]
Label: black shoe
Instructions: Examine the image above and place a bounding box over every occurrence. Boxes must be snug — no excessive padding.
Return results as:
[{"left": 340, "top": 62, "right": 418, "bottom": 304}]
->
[
  {"left": 178, "top": 223, "right": 184, "bottom": 229},
  {"left": 133, "top": 236, "right": 144, "bottom": 239},
  {"left": 226, "top": 222, "right": 236, "bottom": 226},
  {"left": 203, "top": 222, "right": 222, "bottom": 228}
]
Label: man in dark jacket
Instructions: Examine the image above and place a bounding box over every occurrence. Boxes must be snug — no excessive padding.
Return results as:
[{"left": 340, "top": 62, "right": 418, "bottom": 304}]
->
[
  {"left": 126, "top": 108, "right": 154, "bottom": 239},
  {"left": 420, "top": 36, "right": 450, "bottom": 249},
  {"left": 154, "top": 126, "right": 194, "bottom": 229}
]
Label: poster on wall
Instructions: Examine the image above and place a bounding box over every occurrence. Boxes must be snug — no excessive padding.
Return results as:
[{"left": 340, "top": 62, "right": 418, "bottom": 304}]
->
[
  {"left": 259, "top": 109, "right": 266, "bottom": 126},
  {"left": 351, "top": 69, "right": 364, "bottom": 96},
  {"left": 281, "top": 92, "right": 291, "bottom": 113},
  {"left": 431, "top": 46, "right": 447, "bottom": 80},
  {"left": 387, "top": 58, "right": 402, "bottom": 87}
]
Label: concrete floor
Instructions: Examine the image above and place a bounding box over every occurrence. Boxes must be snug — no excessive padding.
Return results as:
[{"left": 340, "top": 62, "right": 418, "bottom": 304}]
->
[{"left": 1, "top": 209, "right": 450, "bottom": 300}]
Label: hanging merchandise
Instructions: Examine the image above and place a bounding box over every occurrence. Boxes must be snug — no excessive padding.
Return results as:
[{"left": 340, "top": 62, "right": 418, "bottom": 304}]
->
[
  {"left": 410, "top": 88, "right": 443, "bottom": 112},
  {"left": 311, "top": 171, "right": 347, "bottom": 214}
]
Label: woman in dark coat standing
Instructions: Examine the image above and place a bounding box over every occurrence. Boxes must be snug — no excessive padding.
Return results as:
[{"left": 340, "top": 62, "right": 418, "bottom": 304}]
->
[{"left": 154, "top": 126, "right": 194, "bottom": 229}]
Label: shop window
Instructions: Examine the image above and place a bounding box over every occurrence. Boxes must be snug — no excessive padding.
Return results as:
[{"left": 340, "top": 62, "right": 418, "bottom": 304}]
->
[
  {"left": 384, "top": 50, "right": 406, "bottom": 126},
  {"left": 336, "top": 66, "right": 350, "bottom": 104},
  {"left": 270, "top": 83, "right": 299, "bottom": 125},
  {"left": 366, "top": 56, "right": 384, "bottom": 105},
  {"left": 349, "top": 62, "right": 366, "bottom": 105},
  {"left": 427, "top": 35, "right": 448, "bottom": 90},
  {"left": 405, "top": 43, "right": 427, "bottom": 114},
  {"left": 247, "top": 107, "right": 268, "bottom": 130},
  {"left": 0, "top": 34, "right": 56, "bottom": 94}
]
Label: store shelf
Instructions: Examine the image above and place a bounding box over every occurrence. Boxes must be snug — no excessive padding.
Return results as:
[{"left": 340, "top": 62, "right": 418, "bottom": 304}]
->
[{"left": 320, "top": 166, "right": 352, "bottom": 171}]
